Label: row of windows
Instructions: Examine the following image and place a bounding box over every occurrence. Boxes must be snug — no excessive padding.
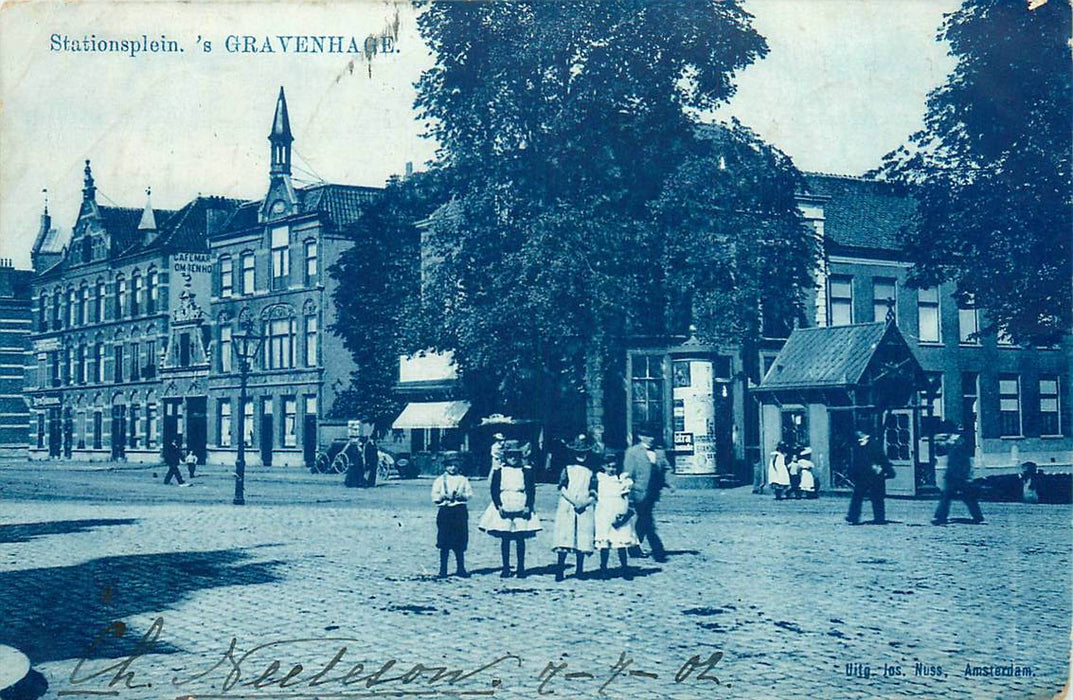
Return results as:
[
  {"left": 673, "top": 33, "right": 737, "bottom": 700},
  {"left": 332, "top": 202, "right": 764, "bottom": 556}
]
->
[
  {"left": 216, "top": 314, "right": 319, "bottom": 372},
  {"left": 215, "top": 395, "right": 316, "bottom": 448},
  {"left": 39, "top": 340, "right": 160, "bottom": 387},
  {"left": 37, "top": 271, "right": 160, "bottom": 332},
  {"left": 218, "top": 239, "right": 317, "bottom": 298},
  {"left": 827, "top": 275, "right": 1016, "bottom": 346},
  {"left": 919, "top": 372, "right": 1064, "bottom": 439},
  {"left": 36, "top": 405, "right": 159, "bottom": 450}
]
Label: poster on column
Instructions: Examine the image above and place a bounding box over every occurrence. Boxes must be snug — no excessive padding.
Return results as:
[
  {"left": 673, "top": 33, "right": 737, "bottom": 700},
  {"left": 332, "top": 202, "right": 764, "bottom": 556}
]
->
[{"left": 673, "top": 358, "right": 716, "bottom": 474}]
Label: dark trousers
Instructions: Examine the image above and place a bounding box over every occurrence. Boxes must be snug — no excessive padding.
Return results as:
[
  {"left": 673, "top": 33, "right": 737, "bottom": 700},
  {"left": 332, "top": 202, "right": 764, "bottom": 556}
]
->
[
  {"left": 934, "top": 480, "right": 983, "bottom": 522},
  {"left": 164, "top": 463, "right": 185, "bottom": 485},
  {"left": 634, "top": 499, "right": 666, "bottom": 560},
  {"left": 846, "top": 477, "right": 885, "bottom": 523}
]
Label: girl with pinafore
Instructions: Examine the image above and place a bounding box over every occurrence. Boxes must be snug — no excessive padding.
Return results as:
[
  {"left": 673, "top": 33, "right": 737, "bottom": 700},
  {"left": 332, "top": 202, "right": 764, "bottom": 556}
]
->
[
  {"left": 478, "top": 440, "right": 542, "bottom": 578},
  {"left": 594, "top": 451, "right": 639, "bottom": 579},
  {"left": 552, "top": 434, "right": 599, "bottom": 581}
]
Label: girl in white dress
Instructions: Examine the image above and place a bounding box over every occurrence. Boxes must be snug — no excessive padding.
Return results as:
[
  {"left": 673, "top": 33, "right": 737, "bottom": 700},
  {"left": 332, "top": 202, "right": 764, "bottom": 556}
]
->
[
  {"left": 594, "top": 452, "right": 639, "bottom": 579},
  {"left": 552, "top": 435, "right": 598, "bottom": 581},
  {"left": 478, "top": 441, "right": 542, "bottom": 578}
]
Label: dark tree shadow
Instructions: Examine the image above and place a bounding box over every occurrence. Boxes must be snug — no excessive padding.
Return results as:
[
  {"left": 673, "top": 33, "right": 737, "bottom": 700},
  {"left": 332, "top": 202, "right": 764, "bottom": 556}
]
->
[
  {"left": 0, "top": 548, "right": 282, "bottom": 664},
  {"left": 0, "top": 519, "right": 138, "bottom": 544},
  {"left": 663, "top": 549, "right": 701, "bottom": 557}
]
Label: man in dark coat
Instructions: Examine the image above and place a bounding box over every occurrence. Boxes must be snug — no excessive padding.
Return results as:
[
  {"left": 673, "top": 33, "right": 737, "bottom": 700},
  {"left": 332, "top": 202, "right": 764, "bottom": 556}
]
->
[
  {"left": 363, "top": 436, "right": 380, "bottom": 487},
  {"left": 344, "top": 437, "right": 364, "bottom": 488},
  {"left": 932, "top": 424, "right": 984, "bottom": 525},
  {"left": 163, "top": 438, "right": 185, "bottom": 485},
  {"left": 622, "top": 431, "right": 670, "bottom": 562},
  {"left": 845, "top": 429, "right": 891, "bottom": 524}
]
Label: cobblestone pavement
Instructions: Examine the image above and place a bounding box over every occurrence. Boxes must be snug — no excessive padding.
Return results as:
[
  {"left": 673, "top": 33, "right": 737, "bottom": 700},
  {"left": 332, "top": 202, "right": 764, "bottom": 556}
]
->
[{"left": 0, "top": 463, "right": 1069, "bottom": 699}]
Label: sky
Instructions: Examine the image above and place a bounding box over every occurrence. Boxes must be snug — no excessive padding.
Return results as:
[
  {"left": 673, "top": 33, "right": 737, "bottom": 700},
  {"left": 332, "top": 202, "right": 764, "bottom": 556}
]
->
[{"left": 0, "top": 0, "right": 960, "bottom": 269}]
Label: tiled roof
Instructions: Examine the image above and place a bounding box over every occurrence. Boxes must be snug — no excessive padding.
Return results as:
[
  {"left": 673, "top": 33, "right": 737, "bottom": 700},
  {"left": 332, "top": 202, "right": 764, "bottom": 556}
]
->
[
  {"left": 219, "top": 183, "right": 380, "bottom": 235},
  {"left": 33, "top": 223, "right": 66, "bottom": 255},
  {"left": 803, "top": 174, "right": 916, "bottom": 253},
  {"left": 757, "top": 322, "right": 889, "bottom": 391},
  {"left": 105, "top": 206, "right": 166, "bottom": 254}
]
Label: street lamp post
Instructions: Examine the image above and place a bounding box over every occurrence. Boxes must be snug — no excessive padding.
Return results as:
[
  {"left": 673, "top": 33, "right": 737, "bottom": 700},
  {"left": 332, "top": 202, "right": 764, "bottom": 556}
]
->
[{"left": 232, "top": 319, "right": 264, "bottom": 506}]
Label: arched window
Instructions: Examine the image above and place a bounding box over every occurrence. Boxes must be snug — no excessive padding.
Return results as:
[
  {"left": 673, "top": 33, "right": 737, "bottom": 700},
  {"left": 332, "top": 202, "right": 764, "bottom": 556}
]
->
[
  {"left": 95, "top": 280, "right": 106, "bottom": 322},
  {"left": 220, "top": 255, "right": 234, "bottom": 297},
  {"left": 38, "top": 293, "right": 48, "bottom": 331},
  {"left": 52, "top": 292, "right": 62, "bottom": 330},
  {"left": 79, "top": 284, "right": 89, "bottom": 325},
  {"left": 115, "top": 275, "right": 127, "bottom": 318},
  {"left": 146, "top": 269, "right": 158, "bottom": 314},
  {"left": 68, "top": 288, "right": 77, "bottom": 327},
  {"left": 131, "top": 271, "right": 142, "bottom": 317},
  {"left": 241, "top": 252, "right": 255, "bottom": 295}
]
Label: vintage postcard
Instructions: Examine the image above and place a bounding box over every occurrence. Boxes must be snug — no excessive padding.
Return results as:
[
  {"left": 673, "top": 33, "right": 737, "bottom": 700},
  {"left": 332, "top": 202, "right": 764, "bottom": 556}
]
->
[{"left": 0, "top": 1, "right": 1069, "bottom": 698}]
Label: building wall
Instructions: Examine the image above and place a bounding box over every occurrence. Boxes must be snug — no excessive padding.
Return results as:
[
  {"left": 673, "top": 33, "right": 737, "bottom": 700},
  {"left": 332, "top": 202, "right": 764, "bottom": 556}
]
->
[
  {"left": 825, "top": 254, "right": 1072, "bottom": 474},
  {"left": 27, "top": 253, "right": 173, "bottom": 461},
  {"left": 0, "top": 270, "right": 32, "bottom": 459}
]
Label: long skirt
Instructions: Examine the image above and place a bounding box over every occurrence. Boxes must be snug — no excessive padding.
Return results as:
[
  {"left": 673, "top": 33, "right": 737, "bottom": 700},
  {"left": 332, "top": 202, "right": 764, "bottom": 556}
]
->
[{"left": 436, "top": 505, "right": 469, "bottom": 551}]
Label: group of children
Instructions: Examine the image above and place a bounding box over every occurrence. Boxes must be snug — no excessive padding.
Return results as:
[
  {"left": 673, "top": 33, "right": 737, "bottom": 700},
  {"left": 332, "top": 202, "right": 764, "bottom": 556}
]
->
[
  {"left": 765, "top": 442, "right": 818, "bottom": 500},
  {"left": 430, "top": 435, "right": 639, "bottom": 580}
]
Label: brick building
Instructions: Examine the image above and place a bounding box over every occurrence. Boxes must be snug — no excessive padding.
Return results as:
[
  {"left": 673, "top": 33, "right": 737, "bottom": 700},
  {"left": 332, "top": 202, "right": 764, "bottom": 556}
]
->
[
  {"left": 0, "top": 260, "right": 32, "bottom": 459},
  {"left": 26, "top": 88, "right": 375, "bottom": 466}
]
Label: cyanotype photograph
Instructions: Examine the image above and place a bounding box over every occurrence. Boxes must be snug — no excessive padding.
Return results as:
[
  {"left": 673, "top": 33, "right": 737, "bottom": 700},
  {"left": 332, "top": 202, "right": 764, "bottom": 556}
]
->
[{"left": 0, "top": 1, "right": 1069, "bottom": 698}]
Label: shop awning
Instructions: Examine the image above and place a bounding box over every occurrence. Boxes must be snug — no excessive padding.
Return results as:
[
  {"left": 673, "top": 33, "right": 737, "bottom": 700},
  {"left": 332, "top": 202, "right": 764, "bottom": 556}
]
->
[{"left": 392, "top": 400, "right": 471, "bottom": 430}]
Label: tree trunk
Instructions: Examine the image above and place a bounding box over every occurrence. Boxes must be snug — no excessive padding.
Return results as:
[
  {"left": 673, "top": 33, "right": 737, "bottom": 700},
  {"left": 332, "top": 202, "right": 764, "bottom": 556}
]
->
[{"left": 584, "top": 340, "right": 606, "bottom": 439}]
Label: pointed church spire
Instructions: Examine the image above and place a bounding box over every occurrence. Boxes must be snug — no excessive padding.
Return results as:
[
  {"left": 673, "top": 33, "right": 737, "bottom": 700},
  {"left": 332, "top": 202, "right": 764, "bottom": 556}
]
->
[
  {"left": 139, "top": 186, "right": 157, "bottom": 231},
  {"left": 82, "top": 160, "right": 96, "bottom": 202},
  {"left": 269, "top": 86, "right": 293, "bottom": 176}
]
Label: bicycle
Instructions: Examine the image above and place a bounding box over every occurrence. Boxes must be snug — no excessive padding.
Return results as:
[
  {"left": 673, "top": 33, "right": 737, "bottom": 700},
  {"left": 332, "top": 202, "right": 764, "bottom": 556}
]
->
[{"left": 311, "top": 447, "right": 350, "bottom": 474}]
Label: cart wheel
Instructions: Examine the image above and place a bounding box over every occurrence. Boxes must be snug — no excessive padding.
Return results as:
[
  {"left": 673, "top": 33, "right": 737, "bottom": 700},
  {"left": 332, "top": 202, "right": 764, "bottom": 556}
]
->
[
  {"left": 331, "top": 451, "right": 350, "bottom": 475},
  {"left": 314, "top": 451, "right": 331, "bottom": 474},
  {"left": 377, "top": 460, "right": 392, "bottom": 481}
]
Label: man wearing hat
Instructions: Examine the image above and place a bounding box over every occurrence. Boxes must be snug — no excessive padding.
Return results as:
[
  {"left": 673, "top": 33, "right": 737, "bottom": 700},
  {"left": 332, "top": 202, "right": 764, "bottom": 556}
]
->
[
  {"left": 932, "top": 423, "right": 984, "bottom": 525},
  {"left": 622, "top": 430, "right": 669, "bottom": 562}
]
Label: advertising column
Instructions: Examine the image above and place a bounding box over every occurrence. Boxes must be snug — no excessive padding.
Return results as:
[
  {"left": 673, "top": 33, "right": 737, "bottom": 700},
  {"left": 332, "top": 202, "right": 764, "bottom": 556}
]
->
[{"left": 672, "top": 358, "right": 717, "bottom": 474}]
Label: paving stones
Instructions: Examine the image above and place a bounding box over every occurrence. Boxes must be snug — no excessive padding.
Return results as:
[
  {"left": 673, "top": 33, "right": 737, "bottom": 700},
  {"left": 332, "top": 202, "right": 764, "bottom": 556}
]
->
[{"left": 0, "top": 465, "right": 1069, "bottom": 698}]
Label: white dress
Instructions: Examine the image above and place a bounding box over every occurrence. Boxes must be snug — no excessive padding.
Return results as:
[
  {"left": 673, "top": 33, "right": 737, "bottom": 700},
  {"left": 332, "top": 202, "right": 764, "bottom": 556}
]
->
[
  {"left": 767, "top": 452, "right": 790, "bottom": 487},
  {"left": 594, "top": 472, "right": 639, "bottom": 550},
  {"left": 798, "top": 459, "right": 816, "bottom": 492},
  {"left": 477, "top": 466, "right": 543, "bottom": 536}
]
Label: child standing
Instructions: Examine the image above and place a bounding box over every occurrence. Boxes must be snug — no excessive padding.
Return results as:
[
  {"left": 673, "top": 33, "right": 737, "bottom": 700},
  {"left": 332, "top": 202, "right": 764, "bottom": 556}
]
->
[
  {"left": 797, "top": 447, "right": 817, "bottom": 499},
  {"left": 478, "top": 440, "right": 542, "bottom": 578},
  {"left": 594, "top": 452, "right": 639, "bottom": 579},
  {"left": 767, "top": 442, "right": 791, "bottom": 500},
  {"left": 184, "top": 449, "right": 198, "bottom": 480},
  {"left": 552, "top": 435, "right": 598, "bottom": 582},
  {"left": 431, "top": 451, "right": 473, "bottom": 577}
]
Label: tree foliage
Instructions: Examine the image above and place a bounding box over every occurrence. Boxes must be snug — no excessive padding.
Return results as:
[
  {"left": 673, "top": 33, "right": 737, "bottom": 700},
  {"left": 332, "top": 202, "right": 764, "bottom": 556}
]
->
[
  {"left": 408, "top": 0, "right": 818, "bottom": 435},
  {"left": 329, "top": 172, "right": 444, "bottom": 425},
  {"left": 877, "top": 0, "right": 1071, "bottom": 344}
]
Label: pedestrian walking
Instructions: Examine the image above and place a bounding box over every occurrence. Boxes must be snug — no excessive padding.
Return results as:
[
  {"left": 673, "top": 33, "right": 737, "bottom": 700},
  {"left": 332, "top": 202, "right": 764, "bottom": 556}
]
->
[
  {"left": 622, "top": 431, "right": 669, "bottom": 563},
  {"left": 594, "top": 451, "right": 638, "bottom": 579},
  {"left": 845, "top": 429, "right": 893, "bottom": 524},
  {"left": 431, "top": 451, "right": 473, "bottom": 577},
  {"left": 477, "top": 440, "right": 542, "bottom": 578},
  {"left": 552, "top": 434, "right": 598, "bottom": 582},
  {"left": 767, "top": 442, "right": 792, "bottom": 500},
  {"left": 184, "top": 449, "right": 197, "bottom": 480},
  {"left": 163, "top": 439, "right": 185, "bottom": 486},
  {"left": 932, "top": 424, "right": 984, "bottom": 525},
  {"left": 1021, "top": 462, "right": 1041, "bottom": 504},
  {"left": 363, "top": 436, "right": 380, "bottom": 488},
  {"left": 797, "top": 447, "right": 818, "bottom": 499}
]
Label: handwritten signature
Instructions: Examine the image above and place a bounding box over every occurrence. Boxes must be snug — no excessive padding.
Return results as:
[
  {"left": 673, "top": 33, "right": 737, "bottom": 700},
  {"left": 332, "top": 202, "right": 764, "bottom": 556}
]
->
[{"left": 60, "top": 617, "right": 726, "bottom": 697}]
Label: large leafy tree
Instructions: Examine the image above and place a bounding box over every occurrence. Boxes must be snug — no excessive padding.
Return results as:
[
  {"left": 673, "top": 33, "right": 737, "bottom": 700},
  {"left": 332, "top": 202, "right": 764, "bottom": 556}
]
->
[
  {"left": 410, "top": 0, "right": 817, "bottom": 437},
  {"left": 329, "top": 172, "right": 444, "bottom": 427},
  {"left": 877, "top": 0, "right": 1071, "bottom": 344}
]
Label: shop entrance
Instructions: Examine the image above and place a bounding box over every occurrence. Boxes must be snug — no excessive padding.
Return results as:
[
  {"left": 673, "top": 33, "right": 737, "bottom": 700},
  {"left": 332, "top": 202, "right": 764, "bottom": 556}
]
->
[{"left": 187, "top": 397, "right": 207, "bottom": 464}]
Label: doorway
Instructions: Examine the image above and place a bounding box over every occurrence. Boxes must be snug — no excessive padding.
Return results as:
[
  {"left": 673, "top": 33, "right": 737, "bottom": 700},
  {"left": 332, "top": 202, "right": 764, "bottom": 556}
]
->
[
  {"left": 111, "top": 404, "right": 127, "bottom": 460},
  {"left": 187, "top": 397, "right": 207, "bottom": 464}
]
